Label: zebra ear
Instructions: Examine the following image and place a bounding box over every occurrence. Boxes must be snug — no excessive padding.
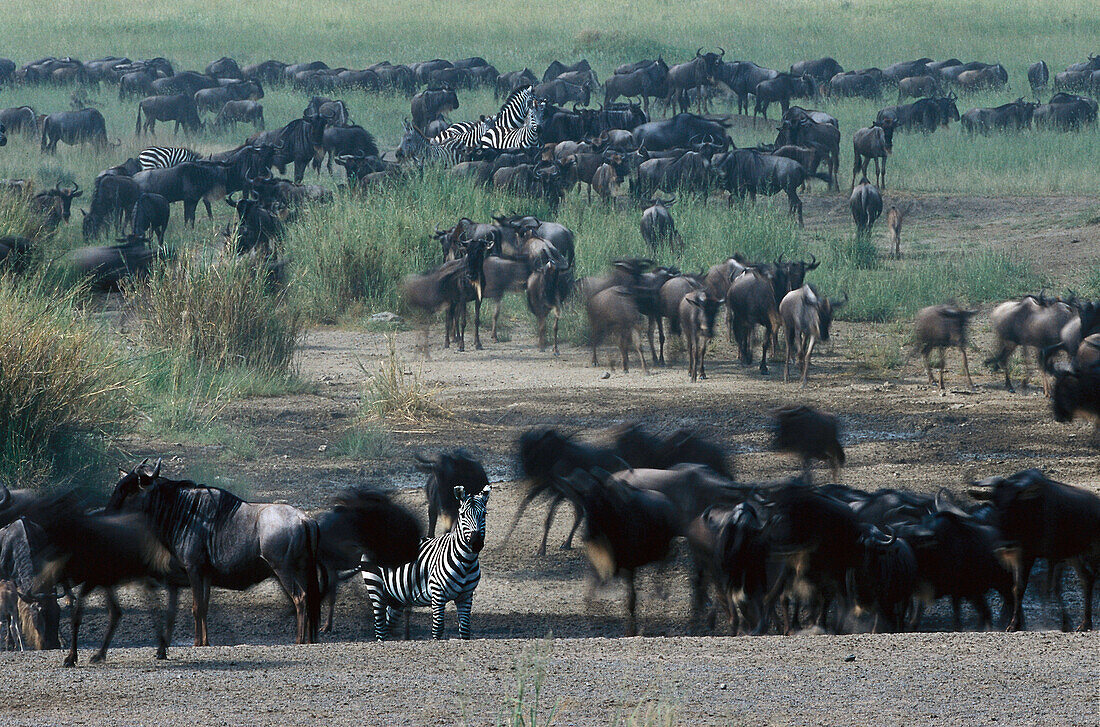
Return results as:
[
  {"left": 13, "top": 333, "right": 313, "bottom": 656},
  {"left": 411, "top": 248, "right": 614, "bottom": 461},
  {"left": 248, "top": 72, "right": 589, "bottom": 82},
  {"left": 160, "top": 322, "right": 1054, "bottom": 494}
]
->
[
  {"left": 453, "top": 486, "right": 467, "bottom": 502},
  {"left": 480, "top": 485, "right": 492, "bottom": 503}
]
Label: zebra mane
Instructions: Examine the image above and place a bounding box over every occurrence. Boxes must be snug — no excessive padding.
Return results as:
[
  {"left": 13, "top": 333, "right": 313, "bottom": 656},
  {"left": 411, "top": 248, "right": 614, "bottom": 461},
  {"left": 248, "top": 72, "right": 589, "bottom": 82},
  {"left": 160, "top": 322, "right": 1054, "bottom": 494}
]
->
[{"left": 142, "top": 477, "right": 244, "bottom": 548}]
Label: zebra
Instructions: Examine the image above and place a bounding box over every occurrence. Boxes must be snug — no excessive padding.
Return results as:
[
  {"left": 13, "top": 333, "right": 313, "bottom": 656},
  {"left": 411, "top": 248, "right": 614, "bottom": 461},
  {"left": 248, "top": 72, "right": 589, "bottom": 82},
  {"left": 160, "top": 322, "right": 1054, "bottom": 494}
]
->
[
  {"left": 492, "top": 85, "right": 536, "bottom": 131},
  {"left": 362, "top": 485, "right": 491, "bottom": 640},
  {"left": 397, "top": 120, "right": 470, "bottom": 167},
  {"left": 138, "top": 146, "right": 200, "bottom": 170},
  {"left": 430, "top": 115, "right": 495, "bottom": 147},
  {"left": 479, "top": 98, "right": 546, "bottom": 151}
]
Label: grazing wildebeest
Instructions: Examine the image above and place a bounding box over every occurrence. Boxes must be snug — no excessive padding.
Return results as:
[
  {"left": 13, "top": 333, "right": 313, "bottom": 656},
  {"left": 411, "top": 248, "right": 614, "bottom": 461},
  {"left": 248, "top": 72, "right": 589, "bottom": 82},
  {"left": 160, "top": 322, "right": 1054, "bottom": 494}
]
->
[
  {"left": 130, "top": 192, "right": 170, "bottom": 245},
  {"left": 849, "top": 177, "right": 882, "bottom": 236},
  {"left": 0, "top": 106, "right": 38, "bottom": 136},
  {"left": 632, "top": 113, "right": 730, "bottom": 151},
  {"left": 542, "top": 59, "right": 594, "bottom": 85},
  {"left": 779, "top": 285, "right": 845, "bottom": 386},
  {"left": 242, "top": 60, "right": 289, "bottom": 85},
  {"left": 1028, "top": 61, "right": 1050, "bottom": 96},
  {"left": 107, "top": 461, "right": 323, "bottom": 646},
  {"left": 603, "top": 58, "right": 669, "bottom": 114},
  {"left": 969, "top": 469, "right": 1100, "bottom": 631},
  {"left": 960, "top": 99, "right": 1037, "bottom": 134},
  {"left": 316, "top": 124, "right": 379, "bottom": 175},
  {"left": 0, "top": 518, "right": 60, "bottom": 650},
  {"left": 772, "top": 405, "right": 845, "bottom": 482},
  {"left": 212, "top": 100, "right": 265, "bottom": 131},
  {"left": 1033, "top": 93, "right": 1098, "bottom": 130},
  {"left": 82, "top": 174, "right": 140, "bottom": 240},
  {"left": 851, "top": 118, "right": 894, "bottom": 189},
  {"left": 877, "top": 96, "right": 960, "bottom": 133},
  {"left": 40, "top": 109, "right": 113, "bottom": 153},
  {"left": 640, "top": 197, "right": 683, "bottom": 252},
  {"left": 416, "top": 450, "right": 490, "bottom": 537},
  {"left": 827, "top": 69, "right": 883, "bottom": 100},
  {"left": 955, "top": 64, "right": 1008, "bottom": 92},
  {"left": 194, "top": 80, "right": 264, "bottom": 113},
  {"left": 135, "top": 94, "right": 203, "bottom": 135},
  {"left": 316, "top": 486, "right": 422, "bottom": 633},
  {"left": 913, "top": 304, "right": 978, "bottom": 391},
  {"left": 896, "top": 74, "right": 942, "bottom": 102}
]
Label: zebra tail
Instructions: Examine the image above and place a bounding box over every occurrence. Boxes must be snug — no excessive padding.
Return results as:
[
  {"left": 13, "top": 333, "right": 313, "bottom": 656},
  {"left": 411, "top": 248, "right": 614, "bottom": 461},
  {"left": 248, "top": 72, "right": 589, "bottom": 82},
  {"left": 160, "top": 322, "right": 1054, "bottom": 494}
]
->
[{"left": 304, "top": 518, "right": 322, "bottom": 642}]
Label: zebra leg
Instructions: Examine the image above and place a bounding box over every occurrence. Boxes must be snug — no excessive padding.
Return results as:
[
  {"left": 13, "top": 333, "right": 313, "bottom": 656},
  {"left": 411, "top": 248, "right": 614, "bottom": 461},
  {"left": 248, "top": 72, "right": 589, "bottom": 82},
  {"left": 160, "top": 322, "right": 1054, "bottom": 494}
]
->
[
  {"left": 455, "top": 592, "right": 474, "bottom": 639},
  {"left": 371, "top": 595, "right": 389, "bottom": 642},
  {"left": 430, "top": 595, "right": 447, "bottom": 640}
]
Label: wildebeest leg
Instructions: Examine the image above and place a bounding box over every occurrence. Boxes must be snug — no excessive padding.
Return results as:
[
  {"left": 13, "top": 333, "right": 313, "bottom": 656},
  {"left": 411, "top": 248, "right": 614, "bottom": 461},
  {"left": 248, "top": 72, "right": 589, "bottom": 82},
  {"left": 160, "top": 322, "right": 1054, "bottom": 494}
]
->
[
  {"left": 539, "top": 494, "right": 564, "bottom": 556},
  {"left": 959, "top": 346, "right": 975, "bottom": 389},
  {"left": 294, "top": 160, "right": 307, "bottom": 184},
  {"left": 455, "top": 591, "right": 474, "bottom": 639},
  {"left": 699, "top": 337, "right": 710, "bottom": 379},
  {"left": 851, "top": 154, "right": 861, "bottom": 190},
  {"left": 64, "top": 584, "right": 90, "bottom": 667},
  {"left": 759, "top": 322, "right": 772, "bottom": 374},
  {"left": 203, "top": 198, "right": 213, "bottom": 220},
  {"left": 800, "top": 336, "right": 816, "bottom": 387},
  {"left": 757, "top": 564, "right": 791, "bottom": 635},
  {"left": 562, "top": 501, "right": 583, "bottom": 550},
  {"left": 552, "top": 308, "right": 561, "bottom": 355},
  {"left": 502, "top": 486, "right": 545, "bottom": 545},
  {"left": 1074, "top": 561, "right": 1095, "bottom": 631},
  {"left": 625, "top": 570, "right": 638, "bottom": 636},
  {"left": 90, "top": 589, "right": 122, "bottom": 663},
  {"left": 491, "top": 299, "right": 504, "bottom": 342},
  {"left": 790, "top": 188, "right": 804, "bottom": 227},
  {"left": 443, "top": 303, "right": 453, "bottom": 349},
  {"left": 634, "top": 330, "right": 649, "bottom": 374},
  {"left": 619, "top": 332, "right": 631, "bottom": 373},
  {"left": 190, "top": 573, "right": 211, "bottom": 646},
  {"left": 183, "top": 200, "right": 198, "bottom": 227},
  {"left": 1007, "top": 556, "right": 1034, "bottom": 632},
  {"left": 971, "top": 596, "right": 994, "bottom": 631},
  {"left": 1046, "top": 562, "right": 1072, "bottom": 631},
  {"left": 647, "top": 318, "right": 660, "bottom": 365},
  {"left": 427, "top": 499, "right": 439, "bottom": 538},
  {"left": 322, "top": 570, "right": 338, "bottom": 633},
  {"left": 951, "top": 596, "right": 963, "bottom": 631},
  {"left": 690, "top": 566, "right": 707, "bottom": 633},
  {"left": 473, "top": 298, "right": 483, "bottom": 350}
]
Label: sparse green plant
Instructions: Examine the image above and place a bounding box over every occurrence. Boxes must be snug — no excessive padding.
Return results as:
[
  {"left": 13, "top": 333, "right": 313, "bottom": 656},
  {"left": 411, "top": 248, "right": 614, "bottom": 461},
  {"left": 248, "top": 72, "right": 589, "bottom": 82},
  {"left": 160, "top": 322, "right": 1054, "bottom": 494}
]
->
[
  {"left": 612, "top": 700, "right": 679, "bottom": 727},
  {"left": 499, "top": 639, "right": 558, "bottom": 727},
  {"left": 332, "top": 424, "right": 390, "bottom": 459}
]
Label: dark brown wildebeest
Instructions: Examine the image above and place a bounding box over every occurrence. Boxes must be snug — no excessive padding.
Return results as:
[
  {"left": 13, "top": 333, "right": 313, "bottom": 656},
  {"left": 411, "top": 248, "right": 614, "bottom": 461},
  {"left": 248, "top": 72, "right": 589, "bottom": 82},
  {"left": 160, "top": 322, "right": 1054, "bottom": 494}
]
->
[
  {"left": 969, "top": 469, "right": 1100, "bottom": 631},
  {"left": 680, "top": 289, "right": 723, "bottom": 382},
  {"left": 849, "top": 177, "right": 882, "bottom": 236},
  {"left": 913, "top": 304, "right": 978, "bottom": 391},
  {"left": 587, "top": 285, "right": 649, "bottom": 373},
  {"left": 135, "top": 94, "right": 203, "bottom": 135},
  {"left": 771, "top": 405, "right": 845, "bottom": 483},
  {"left": 640, "top": 197, "right": 683, "bottom": 252},
  {"left": 851, "top": 118, "right": 894, "bottom": 189},
  {"left": 726, "top": 268, "right": 783, "bottom": 374},
  {"left": 527, "top": 255, "right": 572, "bottom": 354}
]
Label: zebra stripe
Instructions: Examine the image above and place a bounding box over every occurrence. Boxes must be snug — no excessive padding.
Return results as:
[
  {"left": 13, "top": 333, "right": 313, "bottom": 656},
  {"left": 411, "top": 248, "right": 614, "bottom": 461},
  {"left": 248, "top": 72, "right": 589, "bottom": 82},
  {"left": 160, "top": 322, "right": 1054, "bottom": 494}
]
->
[
  {"left": 431, "top": 117, "right": 494, "bottom": 147},
  {"left": 138, "top": 146, "right": 200, "bottom": 170},
  {"left": 479, "top": 99, "right": 546, "bottom": 151},
  {"left": 362, "top": 486, "right": 490, "bottom": 640},
  {"left": 493, "top": 85, "right": 536, "bottom": 131}
]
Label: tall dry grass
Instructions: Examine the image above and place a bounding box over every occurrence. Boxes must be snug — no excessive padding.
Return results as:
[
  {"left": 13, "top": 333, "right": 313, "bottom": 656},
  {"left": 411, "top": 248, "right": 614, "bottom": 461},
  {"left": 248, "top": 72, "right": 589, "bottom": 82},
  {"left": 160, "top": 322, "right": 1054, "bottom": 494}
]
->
[{"left": 0, "top": 273, "right": 140, "bottom": 483}]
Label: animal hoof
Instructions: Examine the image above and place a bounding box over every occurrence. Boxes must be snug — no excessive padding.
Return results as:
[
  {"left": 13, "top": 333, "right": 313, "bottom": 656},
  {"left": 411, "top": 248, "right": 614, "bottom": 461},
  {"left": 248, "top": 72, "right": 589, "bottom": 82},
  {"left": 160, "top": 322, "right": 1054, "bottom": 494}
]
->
[
  {"left": 156, "top": 650, "right": 167, "bottom": 660},
  {"left": 90, "top": 653, "right": 105, "bottom": 664},
  {"left": 63, "top": 657, "right": 76, "bottom": 668},
  {"left": 475, "top": 344, "right": 483, "bottom": 351},
  {"left": 558, "top": 543, "right": 572, "bottom": 551}
]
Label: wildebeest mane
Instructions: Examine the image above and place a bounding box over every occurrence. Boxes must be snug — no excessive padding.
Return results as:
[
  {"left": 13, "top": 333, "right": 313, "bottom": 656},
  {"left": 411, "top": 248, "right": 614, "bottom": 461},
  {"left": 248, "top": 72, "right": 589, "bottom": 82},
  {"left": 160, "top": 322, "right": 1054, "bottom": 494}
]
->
[{"left": 142, "top": 477, "right": 244, "bottom": 548}]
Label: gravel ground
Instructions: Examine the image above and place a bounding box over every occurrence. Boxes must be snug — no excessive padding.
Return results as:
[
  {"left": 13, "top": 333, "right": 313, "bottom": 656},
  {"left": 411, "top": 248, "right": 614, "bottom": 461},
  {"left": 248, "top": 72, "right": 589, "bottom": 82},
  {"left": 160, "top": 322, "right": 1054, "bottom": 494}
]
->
[{"left": 1, "top": 632, "right": 1096, "bottom": 726}]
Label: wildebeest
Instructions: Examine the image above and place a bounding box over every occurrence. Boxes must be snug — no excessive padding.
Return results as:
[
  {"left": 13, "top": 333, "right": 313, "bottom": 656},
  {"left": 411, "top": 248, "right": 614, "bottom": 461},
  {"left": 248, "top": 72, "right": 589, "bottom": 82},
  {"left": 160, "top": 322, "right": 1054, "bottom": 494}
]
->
[
  {"left": 1033, "top": 93, "right": 1098, "bottom": 131},
  {"left": 107, "top": 461, "right": 323, "bottom": 645},
  {"left": 135, "top": 94, "right": 203, "bottom": 135},
  {"left": 559, "top": 468, "right": 683, "bottom": 636},
  {"left": 497, "top": 69, "right": 539, "bottom": 99},
  {"left": 913, "top": 304, "right": 977, "bottom": 391},
  {"left": 316, "top": 124, "right": 379, "bottom": 175},
  {"left": 666, "top": 48, "right": 724, "bottom": 114},
  {"left": 632, "top": 150, "right": 709, "bottom": 200},
  {"left": 416, "top": 450, "right": 490, "bottom": 537},
  {"left": 132, "top": 160, "right": 232, "bottom": 226},
  {"left": 64, "top": 239, "right": 153, "bottom": 290},
  {"left": 0, "top": 517, "right": 60, "bottom": 650},
  {"left": 725, "top": 268, "right": 783, "bottom": 373},
  {"left": 82, "top": 173, "right": 140, "bottom": 240},
  {"left": 603, "top": 58, "right": 669, "bottom": 113},
  {"left": 40, "top": 109, "right": 113, "bottom": 153},
  {"left": 1047, "top": 359, "right": 1100, "bottom": 446},
  {"left": 193, "top": 80, "right": 263, "bottom": 113},
  {"left": 206, "top": 56, "right": 242, "bottom": 79},
  {"left": 886, "top": 201, "right": 911, "bottom": 259},
  {"left": 542, "top": 59, "right": 594, "bottom": 85},
  {"left": 955, "top": 64, "right": 1008, "bottom": 92},
  {"left": 850, "top": 526, "right": 918, "bottom": 633},
  {"left": 877, "top": 96, "right": 960, "bottom": 133},
  {"left": 851, "top": 119, "right": 894, "bottom": 189},
  {"left": 212, "top": 100, "right": 265, "bottom": 131},
  {"left": 252, "top": 115, "right": 326, "bottom": 183},
  {"left": 989, "top": 293, "right": 1077, "bottom": 393},
  {"left": 411, "top": 87, "right": 459, "bottom": 132},
  {"left": 969, "top": 469, "right": 1100, "bottom": 631},
  {"left": 632, "top": 113, "right": 730, "bottom": 151},
  {"left": 587, "top": 286, "right": 649, "bottom": 373},
  {"left": 779, "top": 285, "right": 845, "bottom": 386},
  {"left": 402, "top": 255, "right": 480, "bottom": 355},
  {"left": 897, "top": 74, "right": 942, "bottom": 102},
  {"left": 242, "top": 60, "right": 288, "bottom": 85},
  {"left": 827, "top": 69, "right": 883, "bottom": 99},
  {"left": 721, "top": 61, "right": 780, "bottom": 115},
  {"left": 772, "top": 405, "right": 845, "bottom": 482},
  {"left": 713, "top": 149, "right": 813, "bottom": 225},
  {"left": 1028, "top": 61, "right": 1050, "bottom": 96},
  {"left": 0, "top": 106, "right": 38, "bottom": 136},
  {"left": 32, "top": 183, "right": 82, "bottom": 230},
  {"left": 527, "top": 256, "right": 572, "bottom": 354},
  {"left": 316, "top": 486, "right": 422, "bottom": 633},
  {"left": 849, "top": 177, "right": 882, "bottom": 236},
  {"left": 130, "top": 192, "right": 170, "bottom": 245},
  {"left": 960, "top": 99, "right": 1037, "bottom": 134},
  {"left": 753, "top": 73, "right": 815, "bottom": 121},
  {"left": 640, "top": 197, "right": 683, "bottom": 252},
  {"left": 679, "top": 290, "right": 723, "bottom": 382}
]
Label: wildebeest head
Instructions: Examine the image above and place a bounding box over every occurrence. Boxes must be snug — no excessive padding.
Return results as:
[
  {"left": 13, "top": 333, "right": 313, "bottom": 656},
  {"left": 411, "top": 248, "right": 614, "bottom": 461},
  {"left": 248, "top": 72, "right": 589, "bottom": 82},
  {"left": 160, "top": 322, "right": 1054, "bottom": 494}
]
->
[
  {"left": 36, "top": 183, "right": 82, "bottom": 224},
  {"left": 106, "top": 458, "right": 160, "bottom": 511},
  {"left": 936, "top": 94, "right": 961, "bottom": 125},
  {"left": 816, "top": 290, "right": 847, "bottom": 342},
  {"left": 453, "top": 485, "right": 491, "bottom": 552},
  {"left": 967, "top": 468, "right": 1048, "bottom": 512}
]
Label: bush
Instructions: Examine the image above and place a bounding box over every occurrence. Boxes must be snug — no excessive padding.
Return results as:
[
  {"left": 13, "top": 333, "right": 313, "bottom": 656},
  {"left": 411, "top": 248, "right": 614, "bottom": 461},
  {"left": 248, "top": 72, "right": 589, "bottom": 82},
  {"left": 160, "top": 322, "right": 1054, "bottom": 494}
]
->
[
  {"left": 0, "top": 274, "right": 140, "bottom": 484},
  {"left": 125, "top": 254, "right": 301, "bottom": 375}
]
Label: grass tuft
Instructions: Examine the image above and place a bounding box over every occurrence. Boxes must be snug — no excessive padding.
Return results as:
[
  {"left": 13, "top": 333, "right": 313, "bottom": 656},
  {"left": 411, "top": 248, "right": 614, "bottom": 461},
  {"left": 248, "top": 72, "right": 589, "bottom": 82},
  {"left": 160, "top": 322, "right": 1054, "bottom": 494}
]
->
[{"left": 360, "top": 336, "right": 450, "bottom": 422}]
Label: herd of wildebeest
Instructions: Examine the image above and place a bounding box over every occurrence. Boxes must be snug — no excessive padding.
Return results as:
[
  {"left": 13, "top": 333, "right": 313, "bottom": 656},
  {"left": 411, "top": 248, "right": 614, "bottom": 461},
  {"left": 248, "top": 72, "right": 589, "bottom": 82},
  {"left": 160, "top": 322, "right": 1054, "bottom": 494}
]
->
[{"left": 0, "top": 49, "right": 1098, "bottom": 662}]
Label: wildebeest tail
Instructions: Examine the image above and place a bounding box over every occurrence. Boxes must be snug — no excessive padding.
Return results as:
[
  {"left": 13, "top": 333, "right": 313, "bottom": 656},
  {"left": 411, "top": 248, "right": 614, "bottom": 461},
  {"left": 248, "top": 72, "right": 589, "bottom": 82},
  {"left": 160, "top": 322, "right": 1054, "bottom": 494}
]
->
[
  {"left": 812, "top": 171, "right": 833, "bottom": 183},
  {"left": 305, "top": 518, "right": 322, "bottom": 641}
]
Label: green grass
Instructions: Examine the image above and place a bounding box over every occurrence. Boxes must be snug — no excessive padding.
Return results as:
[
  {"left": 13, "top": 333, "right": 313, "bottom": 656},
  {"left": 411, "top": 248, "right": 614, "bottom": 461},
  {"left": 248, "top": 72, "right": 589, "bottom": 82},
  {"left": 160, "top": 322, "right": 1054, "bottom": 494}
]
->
[{"left": 331, "top": 424, "right": 390, "bottom": 459}]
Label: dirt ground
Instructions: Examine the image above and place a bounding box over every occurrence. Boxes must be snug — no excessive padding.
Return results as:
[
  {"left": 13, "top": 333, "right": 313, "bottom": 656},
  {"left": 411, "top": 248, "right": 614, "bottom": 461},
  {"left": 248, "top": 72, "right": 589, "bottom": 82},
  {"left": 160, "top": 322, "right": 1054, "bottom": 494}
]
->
[{"left": 2, "top": 194, "right": 1099, "bottom": 725}]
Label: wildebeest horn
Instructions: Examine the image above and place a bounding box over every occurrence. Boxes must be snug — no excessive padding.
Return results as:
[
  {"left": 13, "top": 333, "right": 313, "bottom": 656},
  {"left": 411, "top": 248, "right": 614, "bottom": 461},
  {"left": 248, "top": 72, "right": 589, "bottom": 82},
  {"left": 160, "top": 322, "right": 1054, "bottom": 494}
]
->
[
  {"left": 718, "top": 47, "right": 726, "bottom": 58},
  {"left": 696, "top": 48, "right": 703, "bottom": 58},
  {"left": 151, "top": 458, "right": 162, "bottom": 478},
  {"left": 807, "top": 253, "right": 819, "bottom": 270},
  {"left": 225, "top": 193, "right": 239, "bottom": 207}
]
